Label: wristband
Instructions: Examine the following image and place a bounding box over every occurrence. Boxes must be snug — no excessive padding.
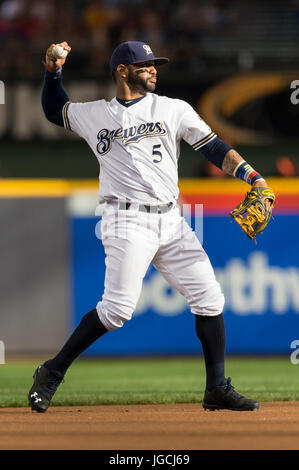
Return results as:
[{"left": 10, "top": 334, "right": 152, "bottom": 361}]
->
[
  {"left": 234, "top": 160, "right": 265, "bottom": 185},
  {"left": 45, "top": 65, "right": 62, "bottom": 73},
  {"left": 43, "top": 60, "right": 62, "bottom": 74}
]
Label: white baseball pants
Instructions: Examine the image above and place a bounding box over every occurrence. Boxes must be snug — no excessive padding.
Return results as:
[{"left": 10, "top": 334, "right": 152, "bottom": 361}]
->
[{"left": 96, "top": 203, "right": 225, "bottom": 330}]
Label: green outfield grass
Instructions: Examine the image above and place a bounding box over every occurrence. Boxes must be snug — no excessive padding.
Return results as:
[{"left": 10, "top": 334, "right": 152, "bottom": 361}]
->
[{"left": 0, "top": 356, "right": 299, "bottom": 408}]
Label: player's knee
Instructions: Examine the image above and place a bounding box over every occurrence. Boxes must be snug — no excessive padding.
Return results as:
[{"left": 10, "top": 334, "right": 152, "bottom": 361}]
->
[
  {"left": 96, "top": 300, "right": 134, "bottom": 330},
  {"left": 189, "top": 282, "right": 225, "bottom": 316}
]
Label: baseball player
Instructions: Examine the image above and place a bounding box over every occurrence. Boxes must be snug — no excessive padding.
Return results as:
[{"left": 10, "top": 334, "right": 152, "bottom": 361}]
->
[{"left": 28, "top": 40, "right": 272, "bottom": 413}]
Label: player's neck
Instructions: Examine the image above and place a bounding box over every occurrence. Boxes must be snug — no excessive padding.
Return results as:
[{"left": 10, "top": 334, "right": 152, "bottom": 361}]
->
[
  {"left": 116, "top": 84, "right": 146, "bottom": 101},
  {"left": 116, "top": 91, "right": 146, "bottom": 100}
]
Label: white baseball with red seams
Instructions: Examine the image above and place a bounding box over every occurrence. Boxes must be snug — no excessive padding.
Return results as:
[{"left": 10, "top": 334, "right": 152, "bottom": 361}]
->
[{"left": 62, "top": 92, "right": 224, "bottom": 330}]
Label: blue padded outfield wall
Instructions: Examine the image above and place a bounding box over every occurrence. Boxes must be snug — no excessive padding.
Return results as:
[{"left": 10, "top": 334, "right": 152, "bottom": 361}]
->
[{"left": 70, "top": 210, "right": 299, "bottom": 355}]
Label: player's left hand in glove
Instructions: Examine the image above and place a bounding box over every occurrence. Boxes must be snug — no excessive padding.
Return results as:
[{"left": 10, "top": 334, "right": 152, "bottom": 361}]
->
[{"left": 229, "top": 186, "right": 276, "bottom": 243}]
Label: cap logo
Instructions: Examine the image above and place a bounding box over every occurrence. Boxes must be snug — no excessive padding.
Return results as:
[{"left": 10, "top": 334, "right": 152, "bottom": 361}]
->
[{"left": 143, "top": 44, "right": 152, "bottom": 55}]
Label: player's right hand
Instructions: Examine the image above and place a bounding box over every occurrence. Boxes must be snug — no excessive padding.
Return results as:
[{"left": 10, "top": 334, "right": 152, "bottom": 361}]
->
[{"left": 45, "top": 41, "right": 71, "bottom": 71}]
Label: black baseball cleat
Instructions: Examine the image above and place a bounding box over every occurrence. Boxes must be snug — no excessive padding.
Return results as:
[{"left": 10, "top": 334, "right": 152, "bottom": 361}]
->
[
  {"left": 28, "top": 365, "right": 64, "bottom": 413},
  {"left": 202, "top": 377, "right": 259, "bottom": 411}
]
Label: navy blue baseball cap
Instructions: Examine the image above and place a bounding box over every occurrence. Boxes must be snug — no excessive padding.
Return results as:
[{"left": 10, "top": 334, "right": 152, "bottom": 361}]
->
[{"left": 110, "top": 41, "right": 169, "bottom": 72}]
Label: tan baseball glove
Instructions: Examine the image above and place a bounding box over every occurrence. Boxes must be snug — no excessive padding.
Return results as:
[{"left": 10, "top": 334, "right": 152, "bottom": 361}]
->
[{"left": 230, "top": 187, "right": 276, "bottom": 243}]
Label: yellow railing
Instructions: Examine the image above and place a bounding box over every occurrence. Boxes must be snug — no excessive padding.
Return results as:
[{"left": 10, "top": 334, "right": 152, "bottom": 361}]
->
[{"left": 0, "top": 177, "right": 297, "bottom": 197}]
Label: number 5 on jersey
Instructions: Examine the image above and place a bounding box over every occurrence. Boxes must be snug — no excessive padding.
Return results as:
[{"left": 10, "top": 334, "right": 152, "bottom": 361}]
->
[{"left": 152, "top": 144, "right": 162, "bottom": 163}]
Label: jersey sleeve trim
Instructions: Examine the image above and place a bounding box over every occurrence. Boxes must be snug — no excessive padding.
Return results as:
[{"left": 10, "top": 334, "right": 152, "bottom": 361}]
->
[
  {"left": 62, "top": 101, "right": 72, "bottom": 131},
  {"left": 192, "top": 132, "right": 216, "bottom": 150}
]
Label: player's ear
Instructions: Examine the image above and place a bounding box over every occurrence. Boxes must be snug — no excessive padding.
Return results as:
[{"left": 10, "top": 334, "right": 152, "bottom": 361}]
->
[{"left": 116, "top": 64, "right": 127, "bottom": 78}]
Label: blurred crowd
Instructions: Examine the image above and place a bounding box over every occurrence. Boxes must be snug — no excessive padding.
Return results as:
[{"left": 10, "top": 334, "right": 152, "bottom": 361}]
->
[
  {"left": 0, "top": 0, "right": 242, "bottom": 79},
  {"left": 1, "top": 0, "right": 298, "bottom": 79}
]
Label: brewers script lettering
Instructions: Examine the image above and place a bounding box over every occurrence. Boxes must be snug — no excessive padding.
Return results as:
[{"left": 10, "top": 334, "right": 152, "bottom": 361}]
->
[{"left": 96, "top": 122, "right": 168, "bottom": 156}]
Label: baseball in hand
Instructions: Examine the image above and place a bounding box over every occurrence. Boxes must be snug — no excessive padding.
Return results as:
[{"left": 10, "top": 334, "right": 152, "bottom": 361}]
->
[{"left": 52, "top": 44, "right": 68, "bottom": 59}]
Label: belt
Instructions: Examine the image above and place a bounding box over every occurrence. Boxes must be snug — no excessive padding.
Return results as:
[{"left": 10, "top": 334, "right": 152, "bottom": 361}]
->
[{"left": 118, "top": 201, "right": 173, "bottom": 214}]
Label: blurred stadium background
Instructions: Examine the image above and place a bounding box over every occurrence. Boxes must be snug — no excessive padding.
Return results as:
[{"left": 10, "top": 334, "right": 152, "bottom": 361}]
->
[{"left": 1, "top": 0, "right": 299, "bottom": 358}]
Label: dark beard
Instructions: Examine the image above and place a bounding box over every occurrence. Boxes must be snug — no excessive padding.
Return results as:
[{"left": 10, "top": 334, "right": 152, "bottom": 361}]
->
[{"left": 127, "top": 66, "right": 155, "bottom": 94}]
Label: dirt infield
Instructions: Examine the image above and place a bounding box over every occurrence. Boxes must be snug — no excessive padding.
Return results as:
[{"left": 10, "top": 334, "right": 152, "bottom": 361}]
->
[{"left": 1, "top": 402, "right": 299, "bottom": 450}]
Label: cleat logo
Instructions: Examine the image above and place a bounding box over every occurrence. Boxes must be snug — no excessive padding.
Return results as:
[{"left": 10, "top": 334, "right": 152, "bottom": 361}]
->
[{"left": 30, "top": 392, "right": 42, "bottom": 403}]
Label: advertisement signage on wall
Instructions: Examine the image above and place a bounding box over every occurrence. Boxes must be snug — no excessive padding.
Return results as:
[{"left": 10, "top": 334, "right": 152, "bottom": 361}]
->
[{"left": 70, "top": 179, "right": 299, "bottom": 355}]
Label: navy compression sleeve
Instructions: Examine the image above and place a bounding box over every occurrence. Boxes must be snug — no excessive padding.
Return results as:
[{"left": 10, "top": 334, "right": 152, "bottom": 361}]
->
[
  {"left": 41, "top": 68, "right": 70, "bottom": 127},
  {"left": 199, "top": 136, "right": 232, "bottom": 169}
]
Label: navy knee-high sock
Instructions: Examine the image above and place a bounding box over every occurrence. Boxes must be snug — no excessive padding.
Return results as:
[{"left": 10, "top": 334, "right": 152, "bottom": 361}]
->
[
  {"left": 195, "top": 313, "right": 226, "bottom": 391},
  {"left": 44, "top": 309, "right": 108, "bottom": 376}
]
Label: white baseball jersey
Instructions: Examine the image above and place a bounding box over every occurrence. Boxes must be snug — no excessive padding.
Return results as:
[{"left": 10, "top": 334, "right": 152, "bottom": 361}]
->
[{"left": 62, "top": 93, "right": 216, "bottom": 204}]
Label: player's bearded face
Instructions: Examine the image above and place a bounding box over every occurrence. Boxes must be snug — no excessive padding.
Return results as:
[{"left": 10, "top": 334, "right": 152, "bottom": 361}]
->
[{"left": 126, "top": 64, "right": 157, "bottom": 94}]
